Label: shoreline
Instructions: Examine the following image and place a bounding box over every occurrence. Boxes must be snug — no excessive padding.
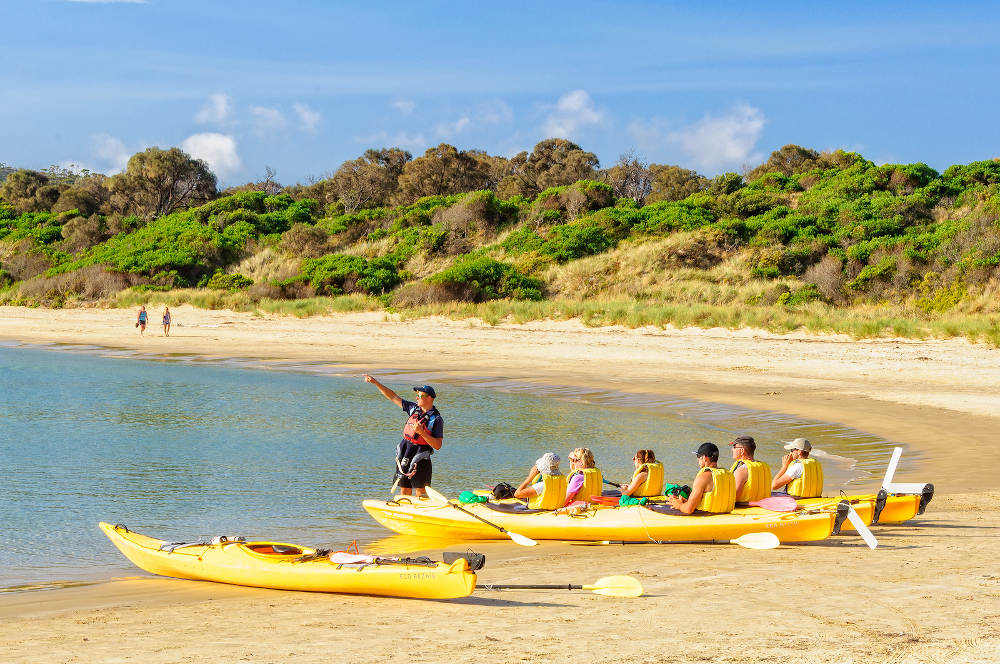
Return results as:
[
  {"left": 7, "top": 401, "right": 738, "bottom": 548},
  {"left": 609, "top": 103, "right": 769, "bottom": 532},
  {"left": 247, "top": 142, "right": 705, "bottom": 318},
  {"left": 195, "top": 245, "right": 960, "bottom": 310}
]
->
[{"left": 1, "top": 304, "right": 996, "bottom": 491}]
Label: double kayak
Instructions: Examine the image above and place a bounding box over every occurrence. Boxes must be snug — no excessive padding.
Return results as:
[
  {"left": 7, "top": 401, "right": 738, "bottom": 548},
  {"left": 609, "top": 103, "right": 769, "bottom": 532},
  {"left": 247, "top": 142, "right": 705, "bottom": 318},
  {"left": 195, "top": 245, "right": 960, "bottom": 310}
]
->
[
  {"left": 99, "top": 522, "right": 477, "bottom": 599},
  {"left": 362, "top": 492, "right": 836, "bottom": 543}
]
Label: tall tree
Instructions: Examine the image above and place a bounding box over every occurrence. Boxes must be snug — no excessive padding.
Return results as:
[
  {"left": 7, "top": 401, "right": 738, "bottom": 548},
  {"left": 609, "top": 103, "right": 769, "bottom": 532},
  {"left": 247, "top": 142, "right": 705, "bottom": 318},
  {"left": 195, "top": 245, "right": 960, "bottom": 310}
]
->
[
  {"left": 604, "top": 151, "right": 653, "bottom": 205},
  {"left": 107, "top": 147, "right": 217, "bottom": 219},
  {"left": 393, "top": 144, "right": 488, "bottom": 204},
  {"left": 0, "top": 169, "right": 55, "bottom": 213},
  {"left": 646, "top": 164, "right": 708, "bottom": 203},
  {"left": 501, "top": 138, "right": 599, "bottom": 198},
  {"left": 330, "top": 148, "right": 411, "bottom": 213},
  {"left": 745, "top": 144, "right": 823, "bottom": 181}
]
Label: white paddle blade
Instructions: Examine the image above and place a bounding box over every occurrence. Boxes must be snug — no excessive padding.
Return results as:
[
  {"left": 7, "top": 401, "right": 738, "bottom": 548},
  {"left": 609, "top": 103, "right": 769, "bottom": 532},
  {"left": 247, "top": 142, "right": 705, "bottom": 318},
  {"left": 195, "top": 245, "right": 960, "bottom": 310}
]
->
[
  {"left": 883, "top": 482, "right": 927, "bottom": 494},
  {"left": 881, "top": 447, "right": 903, "bottom": 489},
  {"left": 507, "top": 531, "right": 538, "bottom": 547},
  {"left": 732, "top": 532, "right": 781, "bottom": 549},
  {"left": 846, "top": 504, "right": 878, "bottom": 549},
  {"left": 422, "top": 485, "right": 449, "bottom": 504},
  {"left": 586, "top": 575, "right": 644, "bottom": 597}
]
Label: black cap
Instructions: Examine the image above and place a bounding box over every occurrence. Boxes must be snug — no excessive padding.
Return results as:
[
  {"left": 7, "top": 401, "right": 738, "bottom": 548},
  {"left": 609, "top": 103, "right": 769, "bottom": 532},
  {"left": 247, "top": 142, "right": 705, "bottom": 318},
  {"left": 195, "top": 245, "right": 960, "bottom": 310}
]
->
[
  {"left": 694, "top": 442, "right": 719, "bottom": 457},
  {"left": 413, "top": 385, "right": 436, "bottom": 398}
]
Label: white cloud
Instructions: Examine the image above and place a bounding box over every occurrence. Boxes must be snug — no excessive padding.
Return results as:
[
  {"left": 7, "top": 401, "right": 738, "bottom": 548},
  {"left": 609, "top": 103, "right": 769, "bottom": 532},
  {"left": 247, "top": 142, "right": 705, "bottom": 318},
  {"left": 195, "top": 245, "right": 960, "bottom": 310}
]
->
[
  {"left": 478, "top": 101, "right": 513, "bottom": 126},
  {"left": 629, "top": 104, "right": 766, "bottom": 173},
  {"left": 543, "top": 90, "right": 606, "bottom": 138},
  {"left": 355, "top": 130, "right": 427, "bottom": 152},
  {"left": 392, "top": 98, "right": 415, "bottom": 115},
  {"left": 181, "top": 133, "right": 242, "bottom": 178},
  {"left": 435, "top": 115, "right": 471, "bottom": 138},
  {"left": 249, "top": 105, "right": 286, "bottom": 135},
  {"left": 92, "top": 134, "right": 132, "bottom": 174},
  {"left": 293, "top": 103, "right": 321, "bottom": 134},
  {"left": 195, "top": 93, "right": 231, "bottom": 125}
]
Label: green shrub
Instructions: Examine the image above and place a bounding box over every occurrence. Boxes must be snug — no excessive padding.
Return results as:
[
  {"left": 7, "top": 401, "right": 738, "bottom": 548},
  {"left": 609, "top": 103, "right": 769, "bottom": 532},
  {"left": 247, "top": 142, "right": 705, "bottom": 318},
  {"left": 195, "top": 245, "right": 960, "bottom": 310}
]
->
[
  {"left": 206, "top": 271, "right": 254, "bottom": 292},
  {"left": 539, "top": 223, "right": 613, "bottom": 262},
  {"left": 426, "top": 256, "right": 543, "bottom": 301},
  {"left": 301, "top": 254, "right": 401, "bottom": 295}
]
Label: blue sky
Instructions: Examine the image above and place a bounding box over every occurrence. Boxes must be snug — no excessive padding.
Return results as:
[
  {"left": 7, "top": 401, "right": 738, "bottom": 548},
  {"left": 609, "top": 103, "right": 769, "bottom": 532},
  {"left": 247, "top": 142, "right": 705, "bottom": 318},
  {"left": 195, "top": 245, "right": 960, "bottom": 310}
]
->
[{"left": 3, "top": 0, "right": 1000, "bottom": 186}]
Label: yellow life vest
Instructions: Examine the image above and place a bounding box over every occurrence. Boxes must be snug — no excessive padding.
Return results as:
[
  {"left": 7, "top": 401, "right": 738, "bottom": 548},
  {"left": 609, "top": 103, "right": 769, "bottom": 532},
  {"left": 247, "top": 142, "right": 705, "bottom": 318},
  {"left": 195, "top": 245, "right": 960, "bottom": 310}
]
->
[
  {"left": 567, "top": 468, "right": 603, "bottom": 504},
  {"left": 786, "top": 458, "right": 823, "bottom": 498},
  {"left": 730, "top": 459, "right": 772, "bottom": 503},
  {"left": 631, "top": 462, "right": 664, "bottom": 497},
  {"left": 528, "top": 473, "right": 568, "bottom": 510},
  {"left": 695, "top": 467, "right": 736, "bottom": 513}
]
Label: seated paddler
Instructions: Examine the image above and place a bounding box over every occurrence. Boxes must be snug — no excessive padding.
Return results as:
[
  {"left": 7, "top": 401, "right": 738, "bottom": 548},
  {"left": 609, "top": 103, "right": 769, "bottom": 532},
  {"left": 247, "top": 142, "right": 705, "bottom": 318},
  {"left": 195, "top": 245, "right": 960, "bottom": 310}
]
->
[
  {"left": 514, "top": 453, "right": 567, "bottom": 509},
  {"left": 565, "top": 447, "right": 602, "bottom": 505},
  {"left": 665, "top": 442, "right": 736, "bottom": 514},
  {"left": 771, "top": 437, "right": 823, "bottom": 498},
  {"left": 619, "top": 449, "right": 664, "bottom": 498},
  {"left": 728, "top": 434, "right": 772, "bottom": 504}
]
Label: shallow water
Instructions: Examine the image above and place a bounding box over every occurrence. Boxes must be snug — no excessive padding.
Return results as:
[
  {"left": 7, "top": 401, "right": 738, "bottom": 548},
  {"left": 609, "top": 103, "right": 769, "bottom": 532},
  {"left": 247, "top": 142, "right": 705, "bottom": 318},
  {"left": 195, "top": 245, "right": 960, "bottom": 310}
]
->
[{"left": 0, "top": 343, "right": 912, "bottom": 588}]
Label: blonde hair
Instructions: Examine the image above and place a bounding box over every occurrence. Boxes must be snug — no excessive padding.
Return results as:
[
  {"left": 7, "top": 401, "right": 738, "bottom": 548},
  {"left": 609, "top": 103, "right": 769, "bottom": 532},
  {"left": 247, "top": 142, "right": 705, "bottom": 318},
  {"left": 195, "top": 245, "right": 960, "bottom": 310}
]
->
[{"left": 569, "top": 447, "right": 595, "bottom": 468}]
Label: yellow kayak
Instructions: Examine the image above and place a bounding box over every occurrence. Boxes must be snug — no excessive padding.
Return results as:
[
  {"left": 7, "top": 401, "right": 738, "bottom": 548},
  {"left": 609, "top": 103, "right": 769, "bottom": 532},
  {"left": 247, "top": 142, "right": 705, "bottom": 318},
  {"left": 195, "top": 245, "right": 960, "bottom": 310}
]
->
[
  {"left": 99, "top": 522, "right": 477, "bottom": 599},
  {"left": 794, "top": 493, "right": 921, "bottom": 530},
  {"left": 733, "top": 497, "right": 876, "bottom": 534},
  {"left": 362, "top": 494, "right": 835, "bottom": 543}
]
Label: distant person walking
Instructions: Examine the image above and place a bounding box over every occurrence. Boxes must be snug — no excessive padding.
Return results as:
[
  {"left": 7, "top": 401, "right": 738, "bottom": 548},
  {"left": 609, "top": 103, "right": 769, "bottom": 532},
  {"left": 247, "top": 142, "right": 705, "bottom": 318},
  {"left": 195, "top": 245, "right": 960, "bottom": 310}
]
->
[
  {"left": 363, "top": 375, "right": 443, "bottom": 499},
  {"left": 136, "top": 306, "right": 148, "bottom": 335},
  {"left": 162, "top": 307, "right": 171, "bottom": 336}
]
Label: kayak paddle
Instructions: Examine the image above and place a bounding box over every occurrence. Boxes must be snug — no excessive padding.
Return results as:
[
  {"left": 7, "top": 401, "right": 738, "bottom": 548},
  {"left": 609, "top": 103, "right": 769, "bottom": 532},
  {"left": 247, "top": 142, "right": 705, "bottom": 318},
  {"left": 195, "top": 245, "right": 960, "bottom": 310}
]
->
[
  {"left": 843, "top": 500, "right": 879, "bottom": 549},
  {"left": 424, "top": 486, "right": 537, "bottom": 547},
  {"left": 573, "top": 531, "right": 781, "bottom": 550},
  {"left": 747, "top": 495, "right": 798, "bottom": 512},
  {"left": 477, "top": 574, "right": 643, "bottom": 598}
]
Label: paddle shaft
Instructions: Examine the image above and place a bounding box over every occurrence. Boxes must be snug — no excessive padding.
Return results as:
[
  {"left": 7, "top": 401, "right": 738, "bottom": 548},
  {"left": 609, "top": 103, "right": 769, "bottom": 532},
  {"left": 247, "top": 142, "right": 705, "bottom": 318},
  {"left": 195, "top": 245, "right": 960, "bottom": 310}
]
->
[
  {"left": 448, "top": 502, "right": 515, "bottom": 535},
  {"left": 601, "top": 540, "right": 748, "bottom": 545},
  {"left": 477, "top": 583, "right": 583, "bottom": 590}
]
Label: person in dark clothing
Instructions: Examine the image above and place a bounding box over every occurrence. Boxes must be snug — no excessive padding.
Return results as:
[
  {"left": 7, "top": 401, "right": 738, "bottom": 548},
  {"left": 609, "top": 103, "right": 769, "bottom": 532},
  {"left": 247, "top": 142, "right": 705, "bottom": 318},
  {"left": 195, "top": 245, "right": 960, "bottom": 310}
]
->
[{"left": 364, "top": 375, "right": 443, "bottom": 498}]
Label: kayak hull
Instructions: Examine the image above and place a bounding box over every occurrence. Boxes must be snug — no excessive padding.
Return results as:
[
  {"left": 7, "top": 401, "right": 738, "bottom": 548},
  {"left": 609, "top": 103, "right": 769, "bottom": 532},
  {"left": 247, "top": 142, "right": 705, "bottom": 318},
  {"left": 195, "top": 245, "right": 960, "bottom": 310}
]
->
[
  {"left": 99, "top": 522, "right": 475, "bottom": 599},
  {"left": 794, "top": 494, "right": 920, "bottom": 530},
  {"left": 362, "top": 496, "right": 834, "bottom": 543}
]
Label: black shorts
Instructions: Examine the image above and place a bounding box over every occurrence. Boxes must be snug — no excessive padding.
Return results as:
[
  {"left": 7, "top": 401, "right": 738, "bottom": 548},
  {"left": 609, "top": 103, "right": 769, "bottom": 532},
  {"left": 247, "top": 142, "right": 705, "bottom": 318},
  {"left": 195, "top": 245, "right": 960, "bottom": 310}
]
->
[{"left": 399, "top": 459, "right": 432, "bottom": 489}]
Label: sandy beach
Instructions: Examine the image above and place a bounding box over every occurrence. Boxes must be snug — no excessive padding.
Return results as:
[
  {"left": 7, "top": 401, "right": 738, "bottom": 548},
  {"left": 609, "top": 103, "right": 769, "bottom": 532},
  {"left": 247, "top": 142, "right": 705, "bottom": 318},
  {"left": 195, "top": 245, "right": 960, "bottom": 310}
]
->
[{"left": 1, "top": 304, "right": 997, "bottom": 663}]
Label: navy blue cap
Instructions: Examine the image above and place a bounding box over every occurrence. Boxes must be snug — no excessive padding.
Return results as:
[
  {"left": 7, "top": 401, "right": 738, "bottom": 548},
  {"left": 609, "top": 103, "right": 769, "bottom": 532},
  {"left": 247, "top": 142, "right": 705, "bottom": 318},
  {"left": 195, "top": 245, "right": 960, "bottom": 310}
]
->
[{"left": 413, "top": 385, "right": 436, "bottom": 398}]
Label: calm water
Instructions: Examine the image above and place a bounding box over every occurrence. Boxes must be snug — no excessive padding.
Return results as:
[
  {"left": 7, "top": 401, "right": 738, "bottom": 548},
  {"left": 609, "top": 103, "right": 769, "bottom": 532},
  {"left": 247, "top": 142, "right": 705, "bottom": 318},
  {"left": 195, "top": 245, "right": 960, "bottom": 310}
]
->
[{"left": 0, "top": 343, "right": 910, "bottom": 589}]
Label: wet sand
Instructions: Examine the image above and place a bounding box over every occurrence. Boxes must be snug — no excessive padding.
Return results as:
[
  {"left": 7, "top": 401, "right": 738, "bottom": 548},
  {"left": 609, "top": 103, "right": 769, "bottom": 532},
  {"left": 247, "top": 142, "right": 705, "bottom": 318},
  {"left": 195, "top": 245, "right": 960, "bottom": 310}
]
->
[{"left": 0, "top": 305, "right": 997, "bottom": 662}]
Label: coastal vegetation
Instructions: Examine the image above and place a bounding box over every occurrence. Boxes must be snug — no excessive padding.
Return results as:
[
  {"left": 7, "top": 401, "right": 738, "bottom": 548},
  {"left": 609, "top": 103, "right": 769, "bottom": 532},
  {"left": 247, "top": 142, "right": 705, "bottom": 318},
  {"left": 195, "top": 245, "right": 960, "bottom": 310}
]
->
[{"left": 2, "top": 141, "right": 1000, "bottom": 344}]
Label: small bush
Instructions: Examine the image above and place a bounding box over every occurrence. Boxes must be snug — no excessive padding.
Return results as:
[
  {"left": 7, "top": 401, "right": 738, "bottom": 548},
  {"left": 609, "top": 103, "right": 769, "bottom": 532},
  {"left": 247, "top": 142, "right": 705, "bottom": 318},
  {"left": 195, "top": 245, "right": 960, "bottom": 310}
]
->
[
  {"left": 426, "top": 256, "right": 543, "bottom": 301},
  {"left": 804, "top": 254, "right": 846, "bottom": 302},
  {"left": 206, "top": 271, "right": 254, "bottom": 292},
  {"left": 300, "top": 254, "right": 401, "bottom": 295}
]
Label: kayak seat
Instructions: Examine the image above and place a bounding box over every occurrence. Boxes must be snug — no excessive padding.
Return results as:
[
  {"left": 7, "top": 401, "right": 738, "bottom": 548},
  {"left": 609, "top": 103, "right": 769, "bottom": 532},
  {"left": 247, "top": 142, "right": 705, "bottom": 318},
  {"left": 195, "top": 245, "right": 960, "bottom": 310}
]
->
[
  {"left": 482, "top": 502, "right": 550, "bottom": 515},
  {"left": 249, "top": 544, "right": 304, "bottom": 555},
  {"left": 643, "top": 504, "right": 718, "bottom": 517}
]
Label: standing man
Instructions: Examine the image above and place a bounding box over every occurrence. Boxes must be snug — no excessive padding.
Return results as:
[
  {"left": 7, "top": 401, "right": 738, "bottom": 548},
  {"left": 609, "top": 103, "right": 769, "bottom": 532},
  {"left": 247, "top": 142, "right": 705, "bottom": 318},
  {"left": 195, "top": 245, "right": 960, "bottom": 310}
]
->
[{"left": 364, "top": 375, "right": 443, "bottom": 498}]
